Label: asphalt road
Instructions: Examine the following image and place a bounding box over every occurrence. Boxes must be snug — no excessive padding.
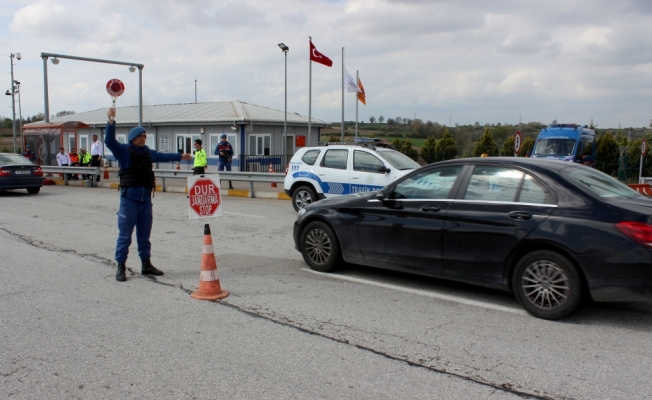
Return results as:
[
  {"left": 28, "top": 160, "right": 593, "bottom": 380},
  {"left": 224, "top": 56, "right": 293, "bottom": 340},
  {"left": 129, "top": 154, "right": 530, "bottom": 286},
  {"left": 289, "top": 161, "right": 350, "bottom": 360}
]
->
[{"left": 1, "top": 185, "right": 651, "bottom": 399}]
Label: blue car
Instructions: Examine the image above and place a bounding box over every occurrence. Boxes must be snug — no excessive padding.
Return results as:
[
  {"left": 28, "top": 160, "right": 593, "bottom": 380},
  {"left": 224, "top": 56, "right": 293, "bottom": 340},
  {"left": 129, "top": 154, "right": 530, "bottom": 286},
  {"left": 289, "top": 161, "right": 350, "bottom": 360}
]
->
[{"left": 0, "top": 153, "right": 44, "bottom": 194}]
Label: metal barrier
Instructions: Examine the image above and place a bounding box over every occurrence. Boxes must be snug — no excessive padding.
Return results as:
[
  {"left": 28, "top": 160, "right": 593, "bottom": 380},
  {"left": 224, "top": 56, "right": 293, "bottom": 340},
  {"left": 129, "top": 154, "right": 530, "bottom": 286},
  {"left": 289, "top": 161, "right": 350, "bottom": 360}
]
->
[
  {"left": 154, "top": 169, "right": 285, "bottom": 198},
  {"left": 41, "top": 166, "right": 101, "bottom": 187}
]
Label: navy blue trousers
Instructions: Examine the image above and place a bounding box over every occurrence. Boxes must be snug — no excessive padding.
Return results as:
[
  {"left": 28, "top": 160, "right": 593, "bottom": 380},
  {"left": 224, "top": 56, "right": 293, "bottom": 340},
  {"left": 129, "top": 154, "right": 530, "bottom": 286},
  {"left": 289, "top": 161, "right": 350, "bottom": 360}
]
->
[{"left": 115, "top": 197, "right": 153, "bottom": 264}]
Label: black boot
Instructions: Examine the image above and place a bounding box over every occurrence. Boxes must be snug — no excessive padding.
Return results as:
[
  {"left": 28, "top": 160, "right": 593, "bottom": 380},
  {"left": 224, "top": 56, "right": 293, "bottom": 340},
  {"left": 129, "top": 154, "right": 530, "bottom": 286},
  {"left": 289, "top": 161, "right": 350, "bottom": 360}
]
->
[
  {"left": 141, "top": 259, "right": 164, "bottom": 276},
  {"left": 116, "top": 263, "right": 127, "bottom": 282},
  {"left": 228, "top": 181, "right": 234, "bottom": 189}
]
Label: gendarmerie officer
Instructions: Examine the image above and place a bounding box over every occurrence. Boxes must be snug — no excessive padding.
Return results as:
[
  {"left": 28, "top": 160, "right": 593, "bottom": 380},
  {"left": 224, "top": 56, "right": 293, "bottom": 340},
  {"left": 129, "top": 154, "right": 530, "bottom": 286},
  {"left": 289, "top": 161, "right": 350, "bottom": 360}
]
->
[{"left": 104, "top": 108, "right": 192, "bottom": 282}]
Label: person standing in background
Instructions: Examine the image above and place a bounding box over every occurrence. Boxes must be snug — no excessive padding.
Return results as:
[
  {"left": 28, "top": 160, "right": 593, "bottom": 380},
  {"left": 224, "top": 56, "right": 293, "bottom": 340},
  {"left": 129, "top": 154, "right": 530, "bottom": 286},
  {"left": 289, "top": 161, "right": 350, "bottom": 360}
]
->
[
  {"left": 215, "top": 134, "right": 234, "bottom": 189},
  {"left": 193, "top": 139, "right": 207, "bottom": 175},
  {"left": 90, "top": 134, "right": 103, "bottom": 182}
]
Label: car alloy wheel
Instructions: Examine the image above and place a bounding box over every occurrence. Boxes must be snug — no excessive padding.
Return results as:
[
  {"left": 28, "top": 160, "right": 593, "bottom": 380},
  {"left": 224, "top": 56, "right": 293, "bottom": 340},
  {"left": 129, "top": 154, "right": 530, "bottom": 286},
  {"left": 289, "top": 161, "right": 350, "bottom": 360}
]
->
[
  {"left": 300, "top": 221, "right": 340, "bottom": 272},
  {"left": 292, "top": 185, "right": 317, "bottom": 211},
  {"left": 305, "top": 228, "right": 332, "bottom": 265},
  {"left": 521, "top": 260, "right": 570, "bottom": 310},
  {"left": 513, "top": 250, "right": 581, "bottom": 320}
]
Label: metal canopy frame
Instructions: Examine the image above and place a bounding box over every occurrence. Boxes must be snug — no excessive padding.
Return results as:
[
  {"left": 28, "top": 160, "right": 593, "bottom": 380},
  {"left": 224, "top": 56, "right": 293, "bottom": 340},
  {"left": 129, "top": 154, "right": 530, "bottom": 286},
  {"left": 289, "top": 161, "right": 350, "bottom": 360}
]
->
[{"left": 40, "top": 52, "right": 144, "bottom": 125}]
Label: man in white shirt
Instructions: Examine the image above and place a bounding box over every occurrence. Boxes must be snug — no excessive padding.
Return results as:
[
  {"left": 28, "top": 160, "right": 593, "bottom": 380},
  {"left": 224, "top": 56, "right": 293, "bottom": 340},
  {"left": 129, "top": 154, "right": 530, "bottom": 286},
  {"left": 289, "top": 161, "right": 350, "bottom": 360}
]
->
[
  {"left": 56, "top": 147, "right": 73, "bottom": 180},
  {"left": 90, "top": 134, "right": 103, "bottom": 182}
]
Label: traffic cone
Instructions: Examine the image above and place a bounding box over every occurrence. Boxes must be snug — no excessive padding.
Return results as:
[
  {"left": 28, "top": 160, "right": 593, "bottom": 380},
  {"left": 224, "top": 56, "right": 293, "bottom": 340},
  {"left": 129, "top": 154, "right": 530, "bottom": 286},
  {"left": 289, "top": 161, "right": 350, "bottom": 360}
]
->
[
  {"left": 103, "top": 165, "right": 110, "bottom": 180},
  {"left": 269, "top": 162, "right": 277, "bottom": 188},
  {"left": 190, "top": 224, "right": 229, "bottom": 301}
]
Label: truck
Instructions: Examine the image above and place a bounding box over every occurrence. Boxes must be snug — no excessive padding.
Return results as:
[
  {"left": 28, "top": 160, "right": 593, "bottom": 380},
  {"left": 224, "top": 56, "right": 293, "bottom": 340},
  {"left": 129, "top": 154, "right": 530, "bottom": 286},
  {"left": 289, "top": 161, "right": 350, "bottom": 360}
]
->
[{"left": 530, "top": 123, "right": 596, "bottom": 165}]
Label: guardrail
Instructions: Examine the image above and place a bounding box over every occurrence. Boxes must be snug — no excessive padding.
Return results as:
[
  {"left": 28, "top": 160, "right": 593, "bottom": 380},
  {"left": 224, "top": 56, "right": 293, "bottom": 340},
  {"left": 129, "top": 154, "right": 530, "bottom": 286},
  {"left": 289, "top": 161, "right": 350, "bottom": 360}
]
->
[
  {"left": 39, "top": 166, "right": 287, "bottom": 197},
  {"left": 155, "top": 170, "right": 285, "bottom": 197},
  {"left": 41, "top": 166, "right": 101, "bottom": 187}
]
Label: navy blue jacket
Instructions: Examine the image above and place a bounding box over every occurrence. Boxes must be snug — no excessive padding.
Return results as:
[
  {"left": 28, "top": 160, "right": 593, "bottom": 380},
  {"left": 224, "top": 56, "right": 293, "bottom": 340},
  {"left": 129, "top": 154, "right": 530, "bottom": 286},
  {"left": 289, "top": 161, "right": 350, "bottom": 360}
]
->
[{"left": 105, "top": 121, "right": 181, "bottom": 201}]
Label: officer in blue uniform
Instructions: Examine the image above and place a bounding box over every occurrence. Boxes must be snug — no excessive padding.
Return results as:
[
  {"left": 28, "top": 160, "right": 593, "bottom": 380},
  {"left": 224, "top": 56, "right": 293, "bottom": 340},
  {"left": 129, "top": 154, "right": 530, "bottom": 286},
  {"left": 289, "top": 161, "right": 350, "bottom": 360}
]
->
[{"left": 105, "top": 108, "right": 192, "bottom": 282}]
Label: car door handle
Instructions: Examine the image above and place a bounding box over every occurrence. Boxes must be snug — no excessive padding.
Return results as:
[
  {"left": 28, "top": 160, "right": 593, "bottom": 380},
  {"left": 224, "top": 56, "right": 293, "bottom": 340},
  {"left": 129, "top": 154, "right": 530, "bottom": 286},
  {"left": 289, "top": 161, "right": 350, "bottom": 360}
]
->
[
  {"left": 508, "top": 211, "right": 532, "bottom": 220},
  {"left": 420, "top": 205, "right": 441, "bottom": 212},
  {"left": 351, "top": 176, "right": 360, "bottom": 179}
]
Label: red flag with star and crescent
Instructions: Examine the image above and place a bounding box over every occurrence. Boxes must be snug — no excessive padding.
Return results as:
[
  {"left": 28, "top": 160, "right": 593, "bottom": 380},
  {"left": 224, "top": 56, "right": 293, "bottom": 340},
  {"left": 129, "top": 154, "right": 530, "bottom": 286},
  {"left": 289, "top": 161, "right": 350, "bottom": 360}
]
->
[{"left": 310, "top": 41, "right": 333, "bottom": 67}]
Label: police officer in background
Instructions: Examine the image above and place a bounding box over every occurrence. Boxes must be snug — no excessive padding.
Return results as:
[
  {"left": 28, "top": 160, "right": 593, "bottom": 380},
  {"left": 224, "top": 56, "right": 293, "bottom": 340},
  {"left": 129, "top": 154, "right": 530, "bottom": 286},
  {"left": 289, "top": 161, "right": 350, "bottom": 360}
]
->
[
  {"left": 105, "top": 108, "right": 193, "bottom": 282},
  {"left": 193, "top": 139, "right": 207, "bottom": 175},
  {"left": 215, "top": 133, "right": 234, "bottom": 189},
  {"left": 90, "top": 134, "right": 103, "bottom": 182}
]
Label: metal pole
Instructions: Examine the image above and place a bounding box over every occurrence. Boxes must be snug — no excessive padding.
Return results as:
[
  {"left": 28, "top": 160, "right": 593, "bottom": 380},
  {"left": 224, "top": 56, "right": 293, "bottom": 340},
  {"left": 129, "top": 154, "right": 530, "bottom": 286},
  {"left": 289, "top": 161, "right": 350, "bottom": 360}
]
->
[
  {"left": 42, "top": 55, "right": 50, "bottom": 123},
  {"left": 308, "top": 36, "right": 312, "bottom": 146},
  {"left": 9, "top": 54, "right": 16, "bottom": 153},
  {"left": 195, "top": 79, "right": 197, "bottom": 102},
  {"left": 355, "top": 70, "right": 359, "bottom": 138},
  {"left": 640, "top": 153, "right": 644, "bottom": 184},
  {"left": 17, "top": 83, "right": 22, "bottom": 150},
  {"left": 284, "top": 50, "right": 288, "bottom": 167},
  {"left": 138, "top": 67, "right": 143, "bottom": 126},
  {"left": 341, "top": 47, "right": 344, "bottom": 142}
]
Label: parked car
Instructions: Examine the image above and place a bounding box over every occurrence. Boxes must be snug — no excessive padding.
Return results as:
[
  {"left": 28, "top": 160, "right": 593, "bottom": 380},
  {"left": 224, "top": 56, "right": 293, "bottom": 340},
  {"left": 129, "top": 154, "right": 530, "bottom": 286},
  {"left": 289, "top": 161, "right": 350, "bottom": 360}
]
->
[
  {"left": 294, "top": 157, "right": 652, "bottom": 320},
  {"left": 284, "top": 138, "right": 420, "bottom": 211},
  {"left": 0, "top": 153, "right": 44, "bottom": 194}
]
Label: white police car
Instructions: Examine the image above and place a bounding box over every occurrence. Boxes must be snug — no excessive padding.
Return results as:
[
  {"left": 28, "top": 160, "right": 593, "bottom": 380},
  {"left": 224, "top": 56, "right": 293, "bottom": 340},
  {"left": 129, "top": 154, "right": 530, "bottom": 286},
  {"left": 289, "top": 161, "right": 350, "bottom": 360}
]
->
[{"left": 284, "top": 138, "right": 420, "bottom": 211}]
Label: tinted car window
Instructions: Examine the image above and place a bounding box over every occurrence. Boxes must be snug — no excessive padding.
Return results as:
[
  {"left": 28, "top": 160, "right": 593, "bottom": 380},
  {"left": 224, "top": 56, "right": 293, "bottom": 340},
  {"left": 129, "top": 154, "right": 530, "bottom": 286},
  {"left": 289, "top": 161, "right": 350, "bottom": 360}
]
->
[
  {"left": 301, "top": 149, "right": 321, "bottom": 165},
  {"left": 518, "top": 175, "right": 547, "bottom": 204},
  {"left": 391, "top": 165, "right": 462, "bottom": 199},
  {"left": 0, "top": 154, "right": 34, "bottom": 165},
  {"left": 563, "top": 167, "right": 640, "bottom": 199},
  {"left": 354, "top": 151, "right": 384, "bottom": 172},
  {"left": 321, "top": 149, "right": 348, "bottom": 170},
  {"left": 465, "top": 166, "right": 551, "bottom": 204}
]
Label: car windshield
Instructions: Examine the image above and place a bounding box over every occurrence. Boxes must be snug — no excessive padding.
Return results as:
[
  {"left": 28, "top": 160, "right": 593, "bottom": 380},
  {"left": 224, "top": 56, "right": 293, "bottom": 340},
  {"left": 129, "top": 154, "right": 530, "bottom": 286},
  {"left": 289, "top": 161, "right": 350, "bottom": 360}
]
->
[
  {"left": 533, "top": 139, "right": 576, "bottom": 157},
  {"left": 0, "top": 154, "right": 34, "bottom": 165},
  {"left": 376, "top": 150, "right": 420, "bottom": 170},
  {"left": 562, "top": 167, "right": 640, "bottom": 199}
]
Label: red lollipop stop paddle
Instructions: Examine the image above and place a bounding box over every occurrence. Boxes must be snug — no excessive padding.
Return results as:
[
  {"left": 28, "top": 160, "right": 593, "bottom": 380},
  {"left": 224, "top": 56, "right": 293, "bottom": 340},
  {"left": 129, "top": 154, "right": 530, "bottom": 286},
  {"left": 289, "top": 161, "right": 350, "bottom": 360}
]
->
[{"left": 106, "top": 79, "right": 125, "bottom": 122}]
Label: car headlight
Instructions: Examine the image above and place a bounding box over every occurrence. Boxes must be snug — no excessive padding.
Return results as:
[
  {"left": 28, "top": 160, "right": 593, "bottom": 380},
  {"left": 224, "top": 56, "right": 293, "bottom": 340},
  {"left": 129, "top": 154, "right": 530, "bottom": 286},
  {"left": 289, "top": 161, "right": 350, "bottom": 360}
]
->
[{"left": 297, "top": 208, "right": 307, "bottom": 218}]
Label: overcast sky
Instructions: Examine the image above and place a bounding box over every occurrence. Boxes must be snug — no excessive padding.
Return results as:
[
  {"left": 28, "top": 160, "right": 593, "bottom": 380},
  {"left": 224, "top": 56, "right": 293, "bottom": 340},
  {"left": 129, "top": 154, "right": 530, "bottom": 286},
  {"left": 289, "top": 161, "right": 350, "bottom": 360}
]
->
[{"left": 2, "top": 0, "right": 652, "bottom": 129}]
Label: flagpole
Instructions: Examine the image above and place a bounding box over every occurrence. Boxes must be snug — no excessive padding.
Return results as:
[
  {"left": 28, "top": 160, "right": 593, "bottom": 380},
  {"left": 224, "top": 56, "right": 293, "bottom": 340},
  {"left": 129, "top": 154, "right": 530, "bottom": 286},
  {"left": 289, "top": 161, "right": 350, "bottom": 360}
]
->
[
  {"left": 341, "top": 47, "right": 345, "bottom": 142},
  {"left": 308, "top": 36, "right": 312, "bottom": 146},
  {"left": 355, "top": 70, "right": 359, "bottom": 138}
]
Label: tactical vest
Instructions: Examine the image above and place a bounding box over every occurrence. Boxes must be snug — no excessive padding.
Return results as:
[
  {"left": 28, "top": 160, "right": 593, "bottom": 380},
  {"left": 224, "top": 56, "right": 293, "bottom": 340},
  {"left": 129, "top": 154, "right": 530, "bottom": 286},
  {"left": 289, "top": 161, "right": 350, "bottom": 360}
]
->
[{"left": 119, "top": 146, "right": 155, "bottom": 189}]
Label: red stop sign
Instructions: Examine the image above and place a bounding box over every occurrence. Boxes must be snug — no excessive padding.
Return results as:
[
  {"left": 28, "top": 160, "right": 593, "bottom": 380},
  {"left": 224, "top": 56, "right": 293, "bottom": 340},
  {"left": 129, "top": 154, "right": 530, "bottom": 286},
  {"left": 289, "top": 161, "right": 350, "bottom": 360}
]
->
[{"left": 189, "top": 178, "right": 220, "bottom": 217}]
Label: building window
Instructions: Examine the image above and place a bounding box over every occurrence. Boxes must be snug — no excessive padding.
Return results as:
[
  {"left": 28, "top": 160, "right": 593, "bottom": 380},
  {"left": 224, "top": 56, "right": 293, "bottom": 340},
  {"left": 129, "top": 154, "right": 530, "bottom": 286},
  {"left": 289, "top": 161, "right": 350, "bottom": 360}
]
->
[
  {"left": 176, "top": 134, "right": 200, "bottom": 154},
  {"left": 210, "top": 134, "right": 237, "bottom": 158},
  {"left": 248, "top": 134, "right": 271, "bottom": 156}
]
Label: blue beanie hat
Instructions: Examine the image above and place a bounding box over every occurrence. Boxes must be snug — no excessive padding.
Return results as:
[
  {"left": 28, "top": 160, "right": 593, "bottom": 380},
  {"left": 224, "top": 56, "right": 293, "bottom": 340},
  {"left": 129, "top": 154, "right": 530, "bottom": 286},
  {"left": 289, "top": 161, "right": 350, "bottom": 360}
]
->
[{"left": 128, "top": 126, "right": 146, "bottom": 142}]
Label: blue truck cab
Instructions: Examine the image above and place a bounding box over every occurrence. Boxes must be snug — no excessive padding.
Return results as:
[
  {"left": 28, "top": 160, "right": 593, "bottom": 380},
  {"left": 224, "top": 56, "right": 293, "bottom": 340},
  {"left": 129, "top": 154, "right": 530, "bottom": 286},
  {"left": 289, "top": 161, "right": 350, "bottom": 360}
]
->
[{"left": 531, "top": 123, "right": 596, "bottom": 165}]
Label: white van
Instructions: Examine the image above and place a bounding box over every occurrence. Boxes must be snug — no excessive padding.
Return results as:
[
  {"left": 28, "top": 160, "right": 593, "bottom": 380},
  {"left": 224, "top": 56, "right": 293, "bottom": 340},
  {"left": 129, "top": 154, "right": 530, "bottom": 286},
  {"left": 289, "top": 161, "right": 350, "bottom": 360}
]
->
[{"left": 284, "top": 140, "right": 420, "bottom": 211}]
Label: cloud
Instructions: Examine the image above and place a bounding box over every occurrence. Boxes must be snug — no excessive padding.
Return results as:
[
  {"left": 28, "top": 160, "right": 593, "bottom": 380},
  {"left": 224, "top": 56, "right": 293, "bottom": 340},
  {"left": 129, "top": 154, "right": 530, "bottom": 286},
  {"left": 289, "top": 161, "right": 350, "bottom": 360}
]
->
[{"left": 3, "top": 0, "right": 652, "bottom": 128}]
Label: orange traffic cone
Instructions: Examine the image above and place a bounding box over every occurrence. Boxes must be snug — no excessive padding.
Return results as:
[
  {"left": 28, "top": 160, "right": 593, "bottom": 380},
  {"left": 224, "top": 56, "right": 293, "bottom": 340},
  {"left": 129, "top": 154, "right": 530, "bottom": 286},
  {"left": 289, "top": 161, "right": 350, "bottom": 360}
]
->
[
  {"left": 190, "top": 224, "right": 229, "bottom": 301},
  {"left": 103, "top": 165, "right": 110, "bottom": 180},
  {"left": 269, "top": 162, "right": 277, "bottom": 188}
]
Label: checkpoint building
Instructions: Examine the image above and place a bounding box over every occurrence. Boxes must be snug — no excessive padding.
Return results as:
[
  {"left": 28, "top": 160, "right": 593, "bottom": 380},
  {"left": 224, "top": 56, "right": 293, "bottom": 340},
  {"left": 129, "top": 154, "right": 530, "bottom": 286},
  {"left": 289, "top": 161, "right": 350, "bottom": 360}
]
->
[{"left": 22, "top": 100, "right": 330, "bottom": 172}]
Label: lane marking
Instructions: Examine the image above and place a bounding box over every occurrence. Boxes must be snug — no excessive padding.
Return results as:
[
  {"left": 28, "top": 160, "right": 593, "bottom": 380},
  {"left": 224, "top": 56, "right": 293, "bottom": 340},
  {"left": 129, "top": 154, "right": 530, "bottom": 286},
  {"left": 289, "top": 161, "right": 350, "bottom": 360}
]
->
[
  {"left": 222, "top": 212, "right": 266, "bottom": 218},
  {"left": 301, "top": 268, "right": 526, "bottom": 315}
]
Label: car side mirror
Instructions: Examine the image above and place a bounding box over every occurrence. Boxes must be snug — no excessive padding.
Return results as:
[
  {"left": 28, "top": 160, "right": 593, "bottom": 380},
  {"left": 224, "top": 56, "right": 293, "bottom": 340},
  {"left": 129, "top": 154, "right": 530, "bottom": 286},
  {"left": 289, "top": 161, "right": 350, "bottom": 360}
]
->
[
  {"left": 375, "top": 189, "right": 387, "bottom": 200},
  {"left": 378, "top": 165, "right": 391, "bottom": 174}
]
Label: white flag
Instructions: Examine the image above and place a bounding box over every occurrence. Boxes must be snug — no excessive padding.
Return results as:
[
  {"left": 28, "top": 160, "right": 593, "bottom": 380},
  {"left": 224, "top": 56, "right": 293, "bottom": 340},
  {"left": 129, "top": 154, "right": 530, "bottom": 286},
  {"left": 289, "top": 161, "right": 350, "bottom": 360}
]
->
[{"left": 344, "top": 68, "right": 361, "bottom": 93}]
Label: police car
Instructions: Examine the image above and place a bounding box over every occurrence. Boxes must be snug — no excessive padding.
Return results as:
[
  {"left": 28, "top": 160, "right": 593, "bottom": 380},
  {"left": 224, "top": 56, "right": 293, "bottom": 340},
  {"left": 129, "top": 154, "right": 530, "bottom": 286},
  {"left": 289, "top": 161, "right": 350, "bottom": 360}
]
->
[{"left": 284, "top": 138, "right": 420, "bottom": 211}]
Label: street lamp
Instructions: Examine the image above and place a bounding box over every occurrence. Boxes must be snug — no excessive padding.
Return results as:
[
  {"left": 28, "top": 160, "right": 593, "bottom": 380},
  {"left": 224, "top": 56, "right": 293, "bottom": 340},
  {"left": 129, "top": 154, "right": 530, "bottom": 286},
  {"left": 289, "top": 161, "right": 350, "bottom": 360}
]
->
[
  {"left": 7, "top": 53, "right": 21, "bottom": 153},
  {"left": 278, "top": 43, "right": 289, "bottom": 166}
]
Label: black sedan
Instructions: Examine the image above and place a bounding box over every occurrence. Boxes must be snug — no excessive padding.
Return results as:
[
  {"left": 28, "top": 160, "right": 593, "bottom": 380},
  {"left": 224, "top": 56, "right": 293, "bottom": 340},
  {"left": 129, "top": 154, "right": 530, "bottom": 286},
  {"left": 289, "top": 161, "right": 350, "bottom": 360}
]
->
[
  {"left": 0, "top": 153, "right": 44, "bottom": 194},
  {"left": 294, "top": 157, "right": 652, "bottom": 320}
]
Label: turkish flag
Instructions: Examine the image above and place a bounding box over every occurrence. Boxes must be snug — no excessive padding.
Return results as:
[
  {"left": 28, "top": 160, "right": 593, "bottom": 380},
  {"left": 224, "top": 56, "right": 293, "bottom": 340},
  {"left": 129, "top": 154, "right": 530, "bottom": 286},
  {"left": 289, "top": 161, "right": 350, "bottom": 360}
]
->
[{"left": 310, "top": 41, "right": 333, "bottom": 67}]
